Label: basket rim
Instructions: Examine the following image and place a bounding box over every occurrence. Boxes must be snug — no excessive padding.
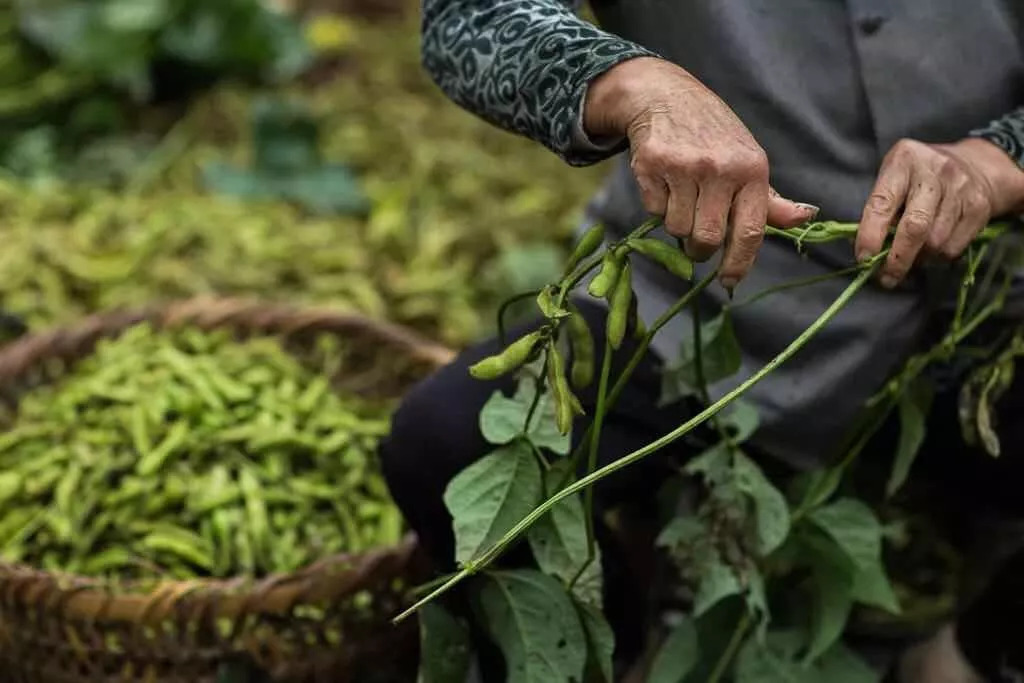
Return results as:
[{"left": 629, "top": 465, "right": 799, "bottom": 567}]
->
[{"left": 0, "top": 296, "right": 450, "bottom": 621}]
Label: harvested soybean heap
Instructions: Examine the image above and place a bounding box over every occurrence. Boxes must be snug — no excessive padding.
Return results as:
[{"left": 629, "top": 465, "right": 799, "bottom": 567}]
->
[{"left": 0, "top": 324, "right": 402, "bottom": 581}]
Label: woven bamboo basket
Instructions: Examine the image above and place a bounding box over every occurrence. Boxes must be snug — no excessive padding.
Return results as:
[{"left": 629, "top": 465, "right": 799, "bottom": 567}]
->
[{"left": 0, "top": 297, "right": 456, "bottom": 683}]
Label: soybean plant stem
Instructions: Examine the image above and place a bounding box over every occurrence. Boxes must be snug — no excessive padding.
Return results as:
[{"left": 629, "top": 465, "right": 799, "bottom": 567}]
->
[
  {"left": 570, "top": 336, "right": 614, "bottom": 588},
  {"left": 393, "top": 257, "right": 882, "bottom": 623},
  {"left": 706, "top": 611, "right": 752, "bottom": 683},
  {"left": 692, "top": 299, "right": 732, "bottom": 448},
  {"left": 566, "top": 268, "right": 720, "bottom": 476}
]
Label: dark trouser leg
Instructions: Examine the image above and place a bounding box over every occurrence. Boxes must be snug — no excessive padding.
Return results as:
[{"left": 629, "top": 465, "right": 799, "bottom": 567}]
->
[
  {"left": 379, "top": 298, "right": 707, "bottom": 676},
  {"left": 906, "top": 360, "right": 1024, "bottom": 680}
]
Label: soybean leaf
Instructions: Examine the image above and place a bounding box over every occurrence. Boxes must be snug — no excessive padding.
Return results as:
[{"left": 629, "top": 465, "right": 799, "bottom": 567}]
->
[
  {"left": 746, "top": 568, "right": 770, "bottom": 629},
  {"left": 735, "top": 632, "right": 806, "bottom": 683},
  {"left": 887, "top": 378, "right": 934, "bottom": 497},
  {"left": 418, "top": 603, "right": 472, "bottom": 683},
  {"left": 734, "top": 453, "right": 791, "bottom": 555},
  {"left": 816, "top": 643, "right": 880, "bottom": 683},
  {"left": 480, "top": 379, "right": 570, "bottom": 455},
  {"left": 807, "top": 499, "right": 883, "bottom": 570},
  {"left": 527, "top": 464, "right": 603, "bottom": 606},
  {"left": 475, "top": 570, "right": 587, "bottom": 683},
  {"left": 804, "top": 563, "right": 853, "bottom": 665},
  {"left": 789, "top": 464, "right": 844, "bottom": 512},
  {"left": 661, "top": 311, "right": 741, "bottom": 404},
  {"left": 736, "top": 633, "right": 878, "bottom": 683},
  {"left": 656, "top": 516, "right": 705, "bottom": 549},
  {"left": 721, "top": 400, "right": 760, "bottom": 444},
  {"left": 851, "top": 561, "right": 901, "bottom": 614},
  {"left": 684, "top": 443, "right": 733, "bottom": 486},
  {"left": 576, "top": 600, "right": 615, "bottom": 683},
  {"left": 695, "top": 556, "right": 744, "bottom": 617},
  {"left": 444, "top": 442, "right": 542, "bottom": 565},
  {"left": 647, "top": 616, "right": 700, "bottom": 683}
]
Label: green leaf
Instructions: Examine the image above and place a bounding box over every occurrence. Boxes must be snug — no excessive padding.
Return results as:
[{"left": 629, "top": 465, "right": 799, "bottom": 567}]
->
[
  {"left": 576, "top": 600, "right": 615, "bottom": 683},
  {"left": 734, "top": 453, "right": 791, "bottom": 555},
  {"left": 800, "top": 523, "right": 900, "bottom": 616},
  {"left": 647, "top": 616, "right": 700, "bottom": 683},
  {"left": 887, "top": 378, "right": 933, "bottom": 497},
  {"left": 721, "top": 400, "right": 760, "bottom": 444},
  {"left": 656, "top": 517, "right": 705, "bottom": 549},
  {"left": 684, "top": 443, "right": 732, "bottom": 486},
  {"left": 694, "top": 556, "right": 743, "bottom": 617},
  {"left": 444, "top": 442, "right": 543, "bottom": 565},
  {"left": 475, "top": 570, "right": 587, "bottom": 683},
  {"left": 417, "top": 603, "right": 472, "bottom": 683},
  {"left": 804, "top": 564, "right": 853, "bottom": 665},
  {"left": 736, "top": 633, "right": 879, "bottom": 683},
  {"left": 479, "top": 378, "right": 570, "bottom": 455},
  {"left": 850, "top": 561, "right": 900, "bottom": 614},
  {"left": 746, "top": 568, "right": 769, "bottom": 628},
  {"left": 735, "top": 632, "right": 806, "bottom": 683},
  {"left": 815, "top": 643, "right": 880, "bottom": 683},
  {"left": 807, "top": 499, "right": 882, "bottom": 570},
  {"left": 661, "top": 311, "right": 741, "bottom": 403},
  {"left": 789, "top": 464, "right": 844, "bottom": 512},
  {"left": 527, "top": 464, "right": 603, "bottom": 607}
]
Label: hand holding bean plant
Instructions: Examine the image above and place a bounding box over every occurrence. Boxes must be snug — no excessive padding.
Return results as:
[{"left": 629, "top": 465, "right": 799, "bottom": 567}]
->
[{"left": 402, "top": 217, "right": 1021, "bottom": 683}]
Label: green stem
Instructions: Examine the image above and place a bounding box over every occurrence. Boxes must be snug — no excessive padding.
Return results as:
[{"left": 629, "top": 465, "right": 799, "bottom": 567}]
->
[
  {"left": 692, "top": 300, "right": 732, "bottom": 448},
  {"left": 570, "top": 336, "right": 614, "bottom": 588},
  {"left": 393, "top": 258, "right": 882, "bottom": 624},
  {"left": 729, "top": 264, "right": 863, "bottom": 310},
  {"left": 705, "top": 611, "right": 752, "bottom": 683},
  {"left": 565, "top": 268, "right": 720, "bottom": 476},
  {"left": 496, "top": 289, "right": 541, "bottom": 346}
]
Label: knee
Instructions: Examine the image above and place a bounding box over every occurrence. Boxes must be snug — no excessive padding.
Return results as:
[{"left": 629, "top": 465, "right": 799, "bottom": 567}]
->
[{"left": 379, "top": 360, "right": 495, "bottom": 501}]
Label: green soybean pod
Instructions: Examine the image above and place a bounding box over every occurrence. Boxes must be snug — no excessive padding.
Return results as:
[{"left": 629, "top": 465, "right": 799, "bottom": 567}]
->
[
  {"left": 547, "top": 345, "right": 574, "bottom": 435},
  {"left": 566, "top": 307, "right": 595, "bottom": 390},
  {"left": 607, "top": 262, "right": 634, "bottom": 350},
  {"left": 239, "top": 467, "right": 269, "bottom": 570},
  {"left": 468, "top": 329, "right": 543, "bottom": 380},
  {"left": 139, "top": 528, "right": 215, "bottom": 572},
  {"left": 136, "top": 420, "right": 189, "bottom": 476},
  {"left": 586, "top": 249, "right": 623, "bottom": 299},
  {"left": 564, "top": 224, "right": 605, "bottom": 276},
  {"left": 628, "top": 237, "right": 694, "bottom": 280}
]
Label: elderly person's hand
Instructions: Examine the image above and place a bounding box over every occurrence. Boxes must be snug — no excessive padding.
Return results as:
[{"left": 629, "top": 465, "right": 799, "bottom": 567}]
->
[
  {"left": 584, "top": 57, "right": 819, "bottom": 291},
  {"left": 857, "top": 138, "right": 1024, "bottom": 288}
]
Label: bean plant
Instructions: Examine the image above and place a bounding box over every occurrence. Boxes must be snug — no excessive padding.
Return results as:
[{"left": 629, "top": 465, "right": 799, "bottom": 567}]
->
[{"left": 402, "top": 218, "right": 1020, "bottom": 683}]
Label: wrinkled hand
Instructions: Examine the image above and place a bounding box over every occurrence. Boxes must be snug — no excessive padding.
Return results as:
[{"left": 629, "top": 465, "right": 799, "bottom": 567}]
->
[
  {"left": 585, "top": 57, "right": 818, "bottom": 290},
  {"left": 857, "top": 138, "right": 1024, "bottom": 288}
]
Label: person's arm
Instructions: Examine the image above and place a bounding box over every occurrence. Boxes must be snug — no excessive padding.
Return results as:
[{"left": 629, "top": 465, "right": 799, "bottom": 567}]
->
[
  {"left": 970, "top": 106, "right": 1024, "bottom": 172},
  {"left": 422, "top": 1, "right": 816, "bottom": 290},
  {"left": 421, "top": 0, "right": 657, "bottom": 166},
  {"left": 855, "top": 108, "right": 1024, "bottom": 288}
]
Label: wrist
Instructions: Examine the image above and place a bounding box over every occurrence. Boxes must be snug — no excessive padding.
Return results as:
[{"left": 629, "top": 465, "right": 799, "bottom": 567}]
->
[
  {"left": 946, "top": 137, "right": 1024, "bottom": 216},
  {"left": 583, "top": 56, "right": 678, "bottom": 139}
]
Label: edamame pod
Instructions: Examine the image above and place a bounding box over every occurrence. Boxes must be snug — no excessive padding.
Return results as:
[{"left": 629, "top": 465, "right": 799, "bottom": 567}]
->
[
  {"left": 587, "top": 250, "right": 624, "bottom": 299},
  {"left": 567, "top": 309, "right": 595, "bottom": 390},
  {"left": 469, "top": 329, "right": 543, "bottom": 380},
  {"left": 565, "top": 224, "right": 605, "bottom": 276},
  {"left": 607, "top": 262, "right": 634, "bottom": 349},
  {"left": 628, "top": 237, "right": 694, "bottom": 280}
]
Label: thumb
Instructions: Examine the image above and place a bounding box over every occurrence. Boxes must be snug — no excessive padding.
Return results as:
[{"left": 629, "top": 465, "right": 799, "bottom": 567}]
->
[{"left": 767, "top": 187, "right": 819, "bottom": 228}]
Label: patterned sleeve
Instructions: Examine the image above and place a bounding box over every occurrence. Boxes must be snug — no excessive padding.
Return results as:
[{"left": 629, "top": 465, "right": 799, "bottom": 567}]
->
[
  {"left": 421, "top": 0, "right": 659, "bottom": 166},
  {"left": 970, "top": 106, "right": 1024, "bottom": 170}
]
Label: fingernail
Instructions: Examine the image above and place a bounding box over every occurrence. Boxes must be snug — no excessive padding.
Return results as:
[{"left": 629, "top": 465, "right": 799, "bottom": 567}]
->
[
  {"left": 795, "top": 203, "right": 820, "bottom": 219},
  {"left": 857, "top": 250, "right": 871, "bottom": 263},
  {"left": 880, "top": 275, "right": 897, "bottom": 289},
  {"left": 720, "top": 277, "right": 737, "bottom": 297}
]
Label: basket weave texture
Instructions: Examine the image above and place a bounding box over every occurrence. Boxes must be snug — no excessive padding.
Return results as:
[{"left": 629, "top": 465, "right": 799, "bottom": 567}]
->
[{"left": 0, "top": 297, "right": 455, "bottom": 683}]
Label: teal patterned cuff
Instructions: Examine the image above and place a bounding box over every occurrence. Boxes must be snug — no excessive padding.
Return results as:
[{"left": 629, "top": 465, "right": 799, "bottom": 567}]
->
[{"left": 970, "top": 106, "right": 1024, "bottom": 170}]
